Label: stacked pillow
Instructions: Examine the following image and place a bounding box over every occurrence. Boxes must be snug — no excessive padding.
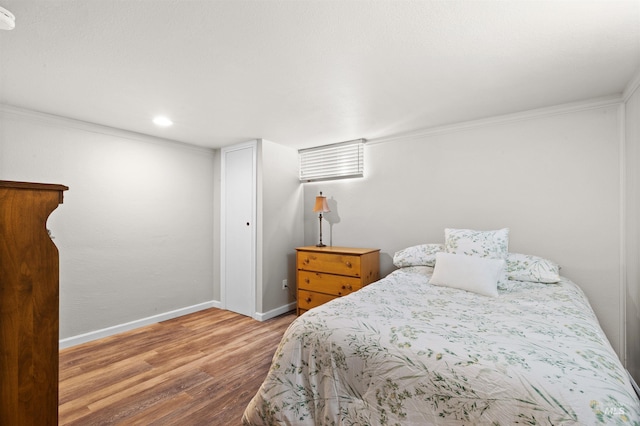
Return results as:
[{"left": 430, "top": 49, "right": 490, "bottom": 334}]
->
[
  {"left": 392, "top": 228, "right": 560, "bottom": 297},
  {"left": 443, "top": 228, "right": 509, "bottom": 260},
  {"left": 430, "top": 228, "right": 509, "bottom": 297}
]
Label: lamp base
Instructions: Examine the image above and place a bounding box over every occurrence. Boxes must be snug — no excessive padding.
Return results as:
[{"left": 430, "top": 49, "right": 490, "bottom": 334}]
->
[{"left": 316, "top": 243, "right": 326, "bottom": 247}]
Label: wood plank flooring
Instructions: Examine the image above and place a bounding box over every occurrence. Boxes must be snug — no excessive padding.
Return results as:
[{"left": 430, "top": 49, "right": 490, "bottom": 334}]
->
[{"left": 59, "top": 308, "right": 296, "bottom": 425}]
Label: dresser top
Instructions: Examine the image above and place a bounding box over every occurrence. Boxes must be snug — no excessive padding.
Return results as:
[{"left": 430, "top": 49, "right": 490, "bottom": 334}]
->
[
  {"left": 296, "top": 246, "right": 379, "bottom": 255},
  {"left": 0, "top": 180, "right": 68, "bottom": 192}
]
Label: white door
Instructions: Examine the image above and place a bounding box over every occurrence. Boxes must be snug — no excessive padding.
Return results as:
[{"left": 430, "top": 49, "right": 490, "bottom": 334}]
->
[{"left": 221, "top": 141, "right": 256, "bottom": 318}]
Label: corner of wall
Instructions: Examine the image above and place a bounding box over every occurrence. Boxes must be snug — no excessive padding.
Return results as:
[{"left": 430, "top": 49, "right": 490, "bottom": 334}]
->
[
  {"left": 623, "top": 68, "right": 640, "bottom": 102},
  {"left": 624, "top": 80, "right": 640, "bottom": 380}
]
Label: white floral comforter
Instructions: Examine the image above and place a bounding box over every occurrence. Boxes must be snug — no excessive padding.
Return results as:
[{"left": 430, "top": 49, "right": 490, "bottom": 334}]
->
[{"left": 243, "top": 266, "right": 640, "bottom": 425}]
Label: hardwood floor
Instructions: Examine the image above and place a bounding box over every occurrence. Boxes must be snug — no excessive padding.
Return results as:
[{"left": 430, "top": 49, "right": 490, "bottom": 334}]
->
[{"left": 59, "top": 308, "right": 296, "bottom": 425}]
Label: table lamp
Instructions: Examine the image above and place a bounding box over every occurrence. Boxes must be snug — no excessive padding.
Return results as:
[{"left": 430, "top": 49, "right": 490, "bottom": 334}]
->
[{"left": 313, "top": 192, "right": 330, "bottom": 247}]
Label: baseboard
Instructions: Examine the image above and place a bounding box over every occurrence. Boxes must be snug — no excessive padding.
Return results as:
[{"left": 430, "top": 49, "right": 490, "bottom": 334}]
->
[
  {"left": 254, "top": 302, "right": 297, "bottom": 322},
  {"left": 59, "top": 300, "right": 222, "bottom": 349}
]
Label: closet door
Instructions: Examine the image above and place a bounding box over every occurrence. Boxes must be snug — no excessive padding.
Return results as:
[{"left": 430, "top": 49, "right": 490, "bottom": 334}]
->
[{"left": 221, "top": 141, "right": 256, "bottom": 317}]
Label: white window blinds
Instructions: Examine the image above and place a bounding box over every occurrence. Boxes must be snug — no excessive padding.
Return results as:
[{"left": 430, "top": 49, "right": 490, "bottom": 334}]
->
[{"left": 299, "top": 139, "right": 365, "bottom": 182}]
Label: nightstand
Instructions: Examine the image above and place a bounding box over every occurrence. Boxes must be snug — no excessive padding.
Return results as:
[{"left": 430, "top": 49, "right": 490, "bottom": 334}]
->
[{"left": 296, "top": 246, "right": 380, "bottom": 315}]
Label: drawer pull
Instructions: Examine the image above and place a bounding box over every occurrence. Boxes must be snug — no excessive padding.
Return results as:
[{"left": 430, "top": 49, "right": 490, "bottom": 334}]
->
[
  {"left": 342, "top": 284, "right": 353, "bottom": 291},
  {"left": 305, "top": 278, "right": 310, "bottom": 284},
  {"left": 345, "top": 261, "right": 352, "bottom": 268},
  {"left": 305, "top": 297, "right": 312, "bottom": 303},
  {"left": 303, "top": 258, "right": 310, "bottom": 264}
]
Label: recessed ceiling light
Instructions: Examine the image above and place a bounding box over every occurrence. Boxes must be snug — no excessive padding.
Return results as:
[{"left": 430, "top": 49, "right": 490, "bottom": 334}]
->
[
  {"left": 0, "top": 6, "right": 15, "bottom": 31},
  {"left": 153, "top": 116, "right": 173, "bottom": 127}
]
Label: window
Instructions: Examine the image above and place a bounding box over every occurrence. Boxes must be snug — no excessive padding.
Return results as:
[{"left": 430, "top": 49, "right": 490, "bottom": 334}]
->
[{"left": 299, "top": 139, "right": 365, "bottom": 182}]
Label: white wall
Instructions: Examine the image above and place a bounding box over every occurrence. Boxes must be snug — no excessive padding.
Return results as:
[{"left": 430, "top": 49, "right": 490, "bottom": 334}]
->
[
  {"left": 0, "top": 97, "right": 630, "bottom": 360},
  {"left": 257, "top": 139, "right": 304, "bottom": 314},
  {"left": 304, "top": 102, "right": 625, "bottom": 357},
  {"left": 625, "top": 78, "right": 640, "bottom": 381},
  {"left": 0, "top": 107, "right": 216, "bottom": 341}
]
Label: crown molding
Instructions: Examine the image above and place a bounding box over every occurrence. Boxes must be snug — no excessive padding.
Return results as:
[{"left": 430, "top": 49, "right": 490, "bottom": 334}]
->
[
  {"left": 0, "top": 103, "right": 214, "bottom": 154},
  {"left": 367, "top": 95, "right": 623, "bottom": 146}
]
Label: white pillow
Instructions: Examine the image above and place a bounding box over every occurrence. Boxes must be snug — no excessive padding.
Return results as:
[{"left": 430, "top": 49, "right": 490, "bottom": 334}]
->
[
  {"left": 444, "top": 228, "right": 509, "bottom": 260},
  {"left": 430, "top": 252, "right": 505, "bottom": 297}
]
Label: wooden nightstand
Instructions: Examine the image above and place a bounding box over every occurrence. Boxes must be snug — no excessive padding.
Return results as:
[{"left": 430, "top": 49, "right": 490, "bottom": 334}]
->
[{"left": 296, "top": 246, "right": 380, "bottom": 315}]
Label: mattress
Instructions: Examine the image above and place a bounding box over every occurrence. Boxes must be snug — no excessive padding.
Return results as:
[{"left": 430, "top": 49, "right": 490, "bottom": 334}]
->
[{"left": 243, "top": 265, "right": 640, "bottom": 425}]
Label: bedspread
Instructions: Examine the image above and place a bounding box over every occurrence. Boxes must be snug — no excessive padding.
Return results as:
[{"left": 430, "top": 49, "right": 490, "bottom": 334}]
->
[{"left": 243, "top": 266, "right": 640, "bottom": 425}]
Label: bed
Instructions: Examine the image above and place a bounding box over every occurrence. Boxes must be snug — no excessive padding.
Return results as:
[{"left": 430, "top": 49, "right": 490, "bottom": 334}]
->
[{"left": 243, "top": 230, "right": 640, "bottom": 425}]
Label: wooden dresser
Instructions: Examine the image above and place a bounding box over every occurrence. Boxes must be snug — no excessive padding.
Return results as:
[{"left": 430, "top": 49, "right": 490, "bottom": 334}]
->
[
  {"left": 0, "top": 180, "right": 68, "bottom": 426},
  {"left": 296, "top": 246, "right": 380, "bottom": 315}
]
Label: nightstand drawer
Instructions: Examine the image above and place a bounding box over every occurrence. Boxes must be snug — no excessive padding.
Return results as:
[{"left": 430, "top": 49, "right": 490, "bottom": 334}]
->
[
  {"left": 298, "top": 290, "right": 336, "bottom": 311},
  {"left": 298, "top": 270, "right": 362, "bottom": 296},
  {"left": 297, "top": 252, "right": 361, "bottom": 277}
]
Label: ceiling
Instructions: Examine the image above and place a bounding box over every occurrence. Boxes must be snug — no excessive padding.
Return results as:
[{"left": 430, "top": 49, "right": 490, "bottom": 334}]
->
[{"left": 0, "top": 1, "right": 638, "bottom": 150}]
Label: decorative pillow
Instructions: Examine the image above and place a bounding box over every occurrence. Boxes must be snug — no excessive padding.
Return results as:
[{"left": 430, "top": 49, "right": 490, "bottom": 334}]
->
[
  {"left": 506, "top": 253, "right": 560, "bottom": 283},
  {"left": 393, "top": 244, "right": 443, "bottom": 268},
  {"left": 444, "top": 228, "right": 509, "bottom": 260},
  {"left": 430, "top": 252, "right": 504, "bottom": 297}
]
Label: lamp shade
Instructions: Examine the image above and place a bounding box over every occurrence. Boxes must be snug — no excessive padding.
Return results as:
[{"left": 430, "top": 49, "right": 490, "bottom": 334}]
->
[{"left": 313, "top": 192, "right": 330, "bottom": 213}]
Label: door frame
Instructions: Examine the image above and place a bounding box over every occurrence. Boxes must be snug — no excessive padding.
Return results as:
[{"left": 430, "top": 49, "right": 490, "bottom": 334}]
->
[{"left": 220, "top": 140, "right": 257, "bottom": 318}]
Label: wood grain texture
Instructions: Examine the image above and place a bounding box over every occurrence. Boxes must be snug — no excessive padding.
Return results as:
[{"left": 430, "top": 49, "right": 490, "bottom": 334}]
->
[
  {"left": 58, "top": 308, "right": 295, "bottom": 425},
  {"left": 296, "top": 246, "right": 380, "bottom": 315},
  {"left": 0, "top": 182, "right": 66, "bottom": 426},
  {"left": 297, "top": 271, "right": 363, "bottom": 295}
]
